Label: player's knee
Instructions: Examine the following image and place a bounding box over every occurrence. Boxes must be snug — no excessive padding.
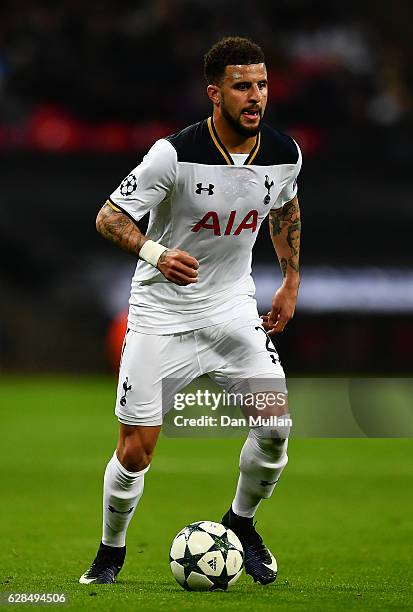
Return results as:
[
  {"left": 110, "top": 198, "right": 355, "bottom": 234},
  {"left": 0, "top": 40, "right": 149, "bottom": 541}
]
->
[
  {"left": 117, "top": 424, "right": 160, "bottom": 472},
  {"left": 117, "top": 439, "right": 153, "bottom": 472},
  {"left": 250, "top": 426, "right": 289, "bottom": 461},
  {"left": 117, "top": 446, "right": 152, "bottom": 472}
]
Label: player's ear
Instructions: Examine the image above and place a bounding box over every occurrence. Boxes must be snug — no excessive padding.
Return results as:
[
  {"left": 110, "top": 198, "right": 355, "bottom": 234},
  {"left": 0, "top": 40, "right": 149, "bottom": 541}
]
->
[{"left": 207, "top": 84, "right": 220, "bottom": 106}]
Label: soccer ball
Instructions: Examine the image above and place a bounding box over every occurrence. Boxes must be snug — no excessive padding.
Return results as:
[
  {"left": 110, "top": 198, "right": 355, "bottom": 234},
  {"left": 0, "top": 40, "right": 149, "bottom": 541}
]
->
[{"left": 169, "top": 521, "right": 244, "bottom": 591}]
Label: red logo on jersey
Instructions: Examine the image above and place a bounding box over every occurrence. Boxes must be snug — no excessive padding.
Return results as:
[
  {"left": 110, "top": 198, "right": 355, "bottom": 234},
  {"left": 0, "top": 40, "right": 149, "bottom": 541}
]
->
[{"left": 191, "top": 210, "right": 258, "bottom": 236}]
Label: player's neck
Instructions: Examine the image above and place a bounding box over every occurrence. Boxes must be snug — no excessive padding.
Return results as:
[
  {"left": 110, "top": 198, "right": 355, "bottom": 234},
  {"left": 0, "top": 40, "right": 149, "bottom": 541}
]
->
[{"left": 213, "top": 114, "right": 258, "bottom": 154}]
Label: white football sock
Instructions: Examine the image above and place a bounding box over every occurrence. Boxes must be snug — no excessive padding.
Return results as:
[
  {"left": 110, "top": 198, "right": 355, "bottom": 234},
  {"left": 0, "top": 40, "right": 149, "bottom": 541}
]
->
[
  {"left": 232, "top": 429, "right": 288, "bottom": 518},
  {"left": 102, "top": 451, "right": 149, "bottom": 547}
]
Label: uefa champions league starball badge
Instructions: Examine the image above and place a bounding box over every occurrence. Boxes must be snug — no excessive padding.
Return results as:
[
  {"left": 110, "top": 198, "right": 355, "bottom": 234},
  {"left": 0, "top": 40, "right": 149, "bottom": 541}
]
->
[{"left": 120, "top": 173, "right": 138, "bottom": 196}]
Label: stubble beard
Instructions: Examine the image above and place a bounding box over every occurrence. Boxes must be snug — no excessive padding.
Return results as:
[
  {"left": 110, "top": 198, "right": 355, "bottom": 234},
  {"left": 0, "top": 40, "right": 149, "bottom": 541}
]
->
[{"left": 221, "top": 100, "right": 262, "bottom": 137}]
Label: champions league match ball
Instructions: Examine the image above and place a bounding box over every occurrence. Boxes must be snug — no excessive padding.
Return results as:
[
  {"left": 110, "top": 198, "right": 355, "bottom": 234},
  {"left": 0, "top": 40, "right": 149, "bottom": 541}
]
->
[{"left": 169, "top": 521, "right": 244, "bottom": 591}]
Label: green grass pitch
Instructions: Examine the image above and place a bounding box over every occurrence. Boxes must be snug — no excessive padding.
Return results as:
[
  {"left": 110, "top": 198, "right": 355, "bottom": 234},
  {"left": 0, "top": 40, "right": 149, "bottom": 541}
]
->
[{"left": 0, "top": 377, "right": 412, "bottom": 611}]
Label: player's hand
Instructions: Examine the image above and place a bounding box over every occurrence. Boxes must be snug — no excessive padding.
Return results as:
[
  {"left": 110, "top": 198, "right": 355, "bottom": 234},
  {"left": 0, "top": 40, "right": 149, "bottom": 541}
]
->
[
  {"left": 157, "top": 249, "right": 199, "bottom": 286},
  {"left": 261, "top": 286, "right": 298, "bottom": 336}
]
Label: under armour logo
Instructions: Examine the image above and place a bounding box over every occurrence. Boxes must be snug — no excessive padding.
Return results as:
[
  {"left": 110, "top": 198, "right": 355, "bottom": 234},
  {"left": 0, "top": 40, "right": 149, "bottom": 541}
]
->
[
  {"left": 264, "top": 175, "right": 274, "bottom": 205},
  {"left": 108, "top": 505, "right": 134, "bottom": 515},
  {"left": 195, "top": 183, "right": 214, "bottom": 195},
  {"left": 207, "top": 557, "right": 217, "bottom": 571},
  {"left": 260, "top": 479, "right": 279, "bottom": 487},
  {"left": 120, "top": 377, "right": 132, "bottom": 406}
]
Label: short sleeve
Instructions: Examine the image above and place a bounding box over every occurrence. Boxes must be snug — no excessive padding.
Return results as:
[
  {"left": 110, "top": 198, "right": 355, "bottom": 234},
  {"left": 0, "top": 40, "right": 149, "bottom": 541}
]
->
[
  {"left": 108, "top": 139, "right": 177, "bottom": 222},
  {"left": 271, "top": 139, "right": 302, "bottom": 209}
]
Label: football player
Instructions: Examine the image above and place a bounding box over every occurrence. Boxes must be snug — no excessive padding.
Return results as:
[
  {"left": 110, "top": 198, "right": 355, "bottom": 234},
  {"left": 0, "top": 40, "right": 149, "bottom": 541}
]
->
[{"left": 80, "top": 36, "right": 301, "bottom": 586}]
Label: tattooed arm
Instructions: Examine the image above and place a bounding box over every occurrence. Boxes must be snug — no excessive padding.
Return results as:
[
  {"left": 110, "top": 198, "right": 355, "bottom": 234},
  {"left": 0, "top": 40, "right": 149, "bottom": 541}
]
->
[
  {"left": 262, "top": 196, "right": 301, "bottom": 335},
  {"left": 96, "top": 202, "right": 198, "bottom": 285},
  {"left": 96, "top": 201, "right": 148, "bottom": 255},
  {"left": 269, "top": 195, "right": 301, "bottom": 285}
]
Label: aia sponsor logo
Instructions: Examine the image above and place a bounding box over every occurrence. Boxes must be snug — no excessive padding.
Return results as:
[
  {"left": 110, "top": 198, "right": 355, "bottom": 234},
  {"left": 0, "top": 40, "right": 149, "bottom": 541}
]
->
[{"left": 191, "top": 210, "right": 258, "bottom": 236}]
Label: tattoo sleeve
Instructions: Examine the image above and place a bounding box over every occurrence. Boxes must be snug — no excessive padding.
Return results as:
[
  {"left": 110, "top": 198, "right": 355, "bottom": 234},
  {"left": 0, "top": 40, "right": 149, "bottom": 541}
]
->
[
  {"left": 96, "top": 201, "right": 147, "bottom": 256},
  {"left": 269, "top": 196, "right": 301, "bottom": 281}
]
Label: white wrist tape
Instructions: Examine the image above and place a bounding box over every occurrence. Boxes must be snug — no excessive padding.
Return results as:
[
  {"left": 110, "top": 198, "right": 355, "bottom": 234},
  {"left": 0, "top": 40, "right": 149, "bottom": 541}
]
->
[{"left": 139, "top": 240, "right": 168, "bottom": 267}]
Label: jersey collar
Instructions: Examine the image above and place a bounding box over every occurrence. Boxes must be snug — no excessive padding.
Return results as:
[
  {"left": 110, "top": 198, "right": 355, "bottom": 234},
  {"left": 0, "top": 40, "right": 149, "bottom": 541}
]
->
[{"left": 207, "top": 117, "right": 261, "bottom": 166}]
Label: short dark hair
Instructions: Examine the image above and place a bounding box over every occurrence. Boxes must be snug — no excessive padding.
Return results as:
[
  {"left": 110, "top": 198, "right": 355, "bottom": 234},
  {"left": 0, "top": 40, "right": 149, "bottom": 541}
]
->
[{"left": 204, "top": 36, "right": 265, "bottom": 84}]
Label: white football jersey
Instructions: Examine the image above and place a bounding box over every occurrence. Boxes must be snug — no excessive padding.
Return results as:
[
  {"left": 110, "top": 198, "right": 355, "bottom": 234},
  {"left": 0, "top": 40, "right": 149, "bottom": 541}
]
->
[{"left": 109, "top": 117, "right": 301, "bottom": 334}]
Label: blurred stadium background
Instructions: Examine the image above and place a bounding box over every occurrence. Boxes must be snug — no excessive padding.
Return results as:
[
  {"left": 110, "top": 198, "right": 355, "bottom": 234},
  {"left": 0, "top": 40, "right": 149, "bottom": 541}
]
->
[
  {"left": 1, "top": 0, "right": 412, "bottom": 375},
  {"left": 1, "top": 3, "right": 412, "bottom": 608}
]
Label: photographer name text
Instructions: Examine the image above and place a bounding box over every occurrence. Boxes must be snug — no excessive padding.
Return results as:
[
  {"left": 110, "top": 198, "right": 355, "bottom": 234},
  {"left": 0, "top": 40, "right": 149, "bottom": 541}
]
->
[{"left": 173, "top": 415, "right": 292, "bottom": 428}]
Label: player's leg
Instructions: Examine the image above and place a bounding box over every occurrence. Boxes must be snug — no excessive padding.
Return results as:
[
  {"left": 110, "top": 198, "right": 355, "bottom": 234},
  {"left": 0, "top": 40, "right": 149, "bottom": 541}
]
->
[
  {"left": 231, "top": 425, "right": 289, "bottom": 519},
  {"left": 203, "top": 312, "right": 289, "bottom": 584},
  {"left": 103, "top": 423, "right": 161, "bottom": 548},
  {"left": 222, "top": 424, "right": 288, "bottom": 585},
  {"left": 80, "top": 328, "right": 201, "bottom": 584},
  {"left": 80, "top": 424, "right": 160, "bottom": 584},
  {"left": 222, "top": 417, "right": 288, "bottom": 585},
  {"left": 231, "top": 387, "right": 290, "bottom": 521}
]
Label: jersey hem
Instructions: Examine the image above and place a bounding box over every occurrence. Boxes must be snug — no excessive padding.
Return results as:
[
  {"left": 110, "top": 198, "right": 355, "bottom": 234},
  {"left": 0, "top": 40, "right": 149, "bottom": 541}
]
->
[{"left": 126, "top": 297, "right": 259, "bottom": 335}]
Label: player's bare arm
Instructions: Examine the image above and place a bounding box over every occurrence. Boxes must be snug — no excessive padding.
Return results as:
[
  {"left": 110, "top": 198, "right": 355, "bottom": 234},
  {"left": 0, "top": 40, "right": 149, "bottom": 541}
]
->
[
  {"left": 263, "top": 195, "right": 301, "bottom": 335},
  {"left": 96, "top": 202, "right": 199, "bottom": 286},
  {"left": 96, "top": 202, "right": 148, "bottom": 256}
]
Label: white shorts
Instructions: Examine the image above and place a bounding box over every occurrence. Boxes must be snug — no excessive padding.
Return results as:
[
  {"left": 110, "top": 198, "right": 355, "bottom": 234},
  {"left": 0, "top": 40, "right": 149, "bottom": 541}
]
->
[{"left": 115, "top": 307, "right": 286, "bottom": 426}]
